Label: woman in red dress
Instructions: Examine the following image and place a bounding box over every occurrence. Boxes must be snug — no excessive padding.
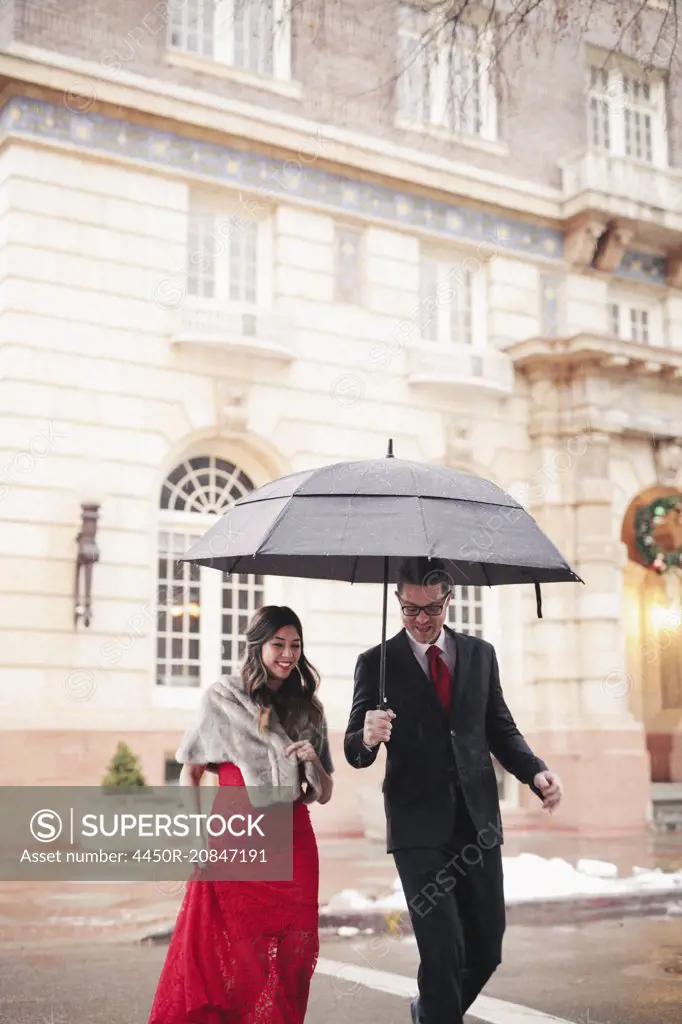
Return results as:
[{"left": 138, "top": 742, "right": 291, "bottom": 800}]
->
[{"left": 148, "top": 605, "right": 334, "bottom": 1024}]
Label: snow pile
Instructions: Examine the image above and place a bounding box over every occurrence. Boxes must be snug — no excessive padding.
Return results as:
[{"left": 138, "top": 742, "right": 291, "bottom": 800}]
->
[
  {"left": 323, "top": 854, "right": 682, "bottom": 913},
  {"left": 503, "top": 854, "right": 624, "bottom": 902}
]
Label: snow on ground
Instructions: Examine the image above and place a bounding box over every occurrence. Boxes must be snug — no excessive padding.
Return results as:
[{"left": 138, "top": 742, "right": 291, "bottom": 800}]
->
[{"left": 323, "top": 854, "right": 682, "bottom": 913}]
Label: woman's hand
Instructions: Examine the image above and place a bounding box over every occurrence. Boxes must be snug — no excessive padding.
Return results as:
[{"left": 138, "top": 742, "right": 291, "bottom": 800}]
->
[
  {"left": 284, "top": 740, "right": 318, "bottom": 764},
  {"left": 284, "top": 740, "right": 333, "bottom": 805}
]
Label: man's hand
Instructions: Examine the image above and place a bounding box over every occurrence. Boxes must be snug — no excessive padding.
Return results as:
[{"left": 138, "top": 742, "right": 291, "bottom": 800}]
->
[
  {"left": 533, "top": 770, "right": 562, "bottom": 812},
  {"left": 363, "top": 709, "right": 395, "bottom": 748}
]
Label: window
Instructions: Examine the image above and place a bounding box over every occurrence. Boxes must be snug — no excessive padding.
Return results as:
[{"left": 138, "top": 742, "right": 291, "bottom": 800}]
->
[
  {"left": 334, "top": 224, "right": 364, "bottom": 304},
  {"left": 588, "top": 61, "right": 666, "bottom": 166},
  {"left": 164, "top": 758, "right": 183, "bottom": 785},
  {"left": 609, "top": 297, "right": 658, "bottom": 345},
  {"left": 169, "top": 0, "right": 292, "bottom": 81},
  {"left": 187, "top": 200, "right": 262, "bottom": 307},
  {"left": 396, "top": 7, "right": 496, "bottom": 140},
  {"left": 156, "top": 456, "right": 265, "bottom": 688},
  {"left": 418, "top": 248, "right": 487, "bottom": 348},
  {"left": 447, "top": 585, "right": 484, "bottom": 638}
]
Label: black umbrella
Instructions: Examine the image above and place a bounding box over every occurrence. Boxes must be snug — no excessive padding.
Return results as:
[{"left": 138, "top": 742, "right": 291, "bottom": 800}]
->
[{"left": 181, "top": 441, "right": 581, "bottom": 705}]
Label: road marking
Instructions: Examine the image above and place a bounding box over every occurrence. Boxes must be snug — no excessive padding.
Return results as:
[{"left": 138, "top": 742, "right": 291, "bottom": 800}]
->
[{"left": 316, "top": 957, "right": 575, "bottom": 1023}]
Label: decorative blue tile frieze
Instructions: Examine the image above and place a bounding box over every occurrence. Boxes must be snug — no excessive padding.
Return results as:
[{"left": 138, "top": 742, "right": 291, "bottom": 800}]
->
[
  {"left": 0, "top": 95, "right": 668, "bottom": 284},
  {"left": 614, "top": 250, "right": 668, "bottom": 285}
]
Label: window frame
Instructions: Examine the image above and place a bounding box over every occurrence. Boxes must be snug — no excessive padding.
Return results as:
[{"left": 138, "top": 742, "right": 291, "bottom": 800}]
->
[
  {"left": 587, "top": 59, "right": 668, "bottom": 168},
  {"left": 395, "top": 5, "right": 497, "bottom": 142},
  {"left": 168, "top": 0, "right": 293, "bottom": 84},
  {"left": 186, "top": 195, "right": 273, "bottom": 313},
  {"left": 417, "top": 246, "right": 488, "bottom": 350},
  {"left": 608, "top": 290, "right": 663, "bottom": 347},
  {"left": 154, "top": 457, "right": 266, "bottom": 706}
]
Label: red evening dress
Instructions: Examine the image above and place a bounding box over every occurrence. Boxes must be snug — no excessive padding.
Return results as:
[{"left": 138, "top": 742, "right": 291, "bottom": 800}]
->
[{"left": 147, "top": 761, "right": 320, "bottom": 1024}]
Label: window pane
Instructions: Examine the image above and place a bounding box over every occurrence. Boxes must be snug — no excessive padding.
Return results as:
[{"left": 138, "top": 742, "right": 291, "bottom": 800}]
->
[
  {"left": 610, "top": 300, "right": 652, "bottom": 345},
  {"left": 234, "top": 0, "right": 274, "bottom": 76},
  {"left": 588, "top": 66, "right": 611, "bottom": 151},
  {"left": 397, "top": 10, "right": 428, "bottom": 122},
  {"left": 447, "top": 584, "right": 484, "bottom": 639},
  {"left": 609, "top": 303, "right": 620, "bottom": 337},
  {"left": 155, "top": 532, "right": 202, "bottom": 687},
  {"left": 221, "top": 575, "right": 266, "bottom": 676},
  {"left": 155, "top": 461, "right": 260, "bottom": 688},
  {"left": 444, "top": 25, "right": 482, "bottom": 136},
  {"left": 169, "top": 0, "right": 215, "bottom": 58},
  {"left": 187, "top": 208, "right": 217, "bottom": 299},
  {"left": 229, "top": 219, "right": 258, "bottom": 304},
  {"left": 622, "top": 75, "right": 658, "bottom": 164},
  {"left": 450, "top": 268, "right": 472, "bottom": 345},
  {"left": 419, "top": 257, "right": 440, "bottom": 342}
]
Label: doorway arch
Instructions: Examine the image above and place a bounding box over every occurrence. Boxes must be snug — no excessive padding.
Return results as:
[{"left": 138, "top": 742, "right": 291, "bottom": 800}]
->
[{"left": 621, "top": 485, "right": 682, "bottom": 782}]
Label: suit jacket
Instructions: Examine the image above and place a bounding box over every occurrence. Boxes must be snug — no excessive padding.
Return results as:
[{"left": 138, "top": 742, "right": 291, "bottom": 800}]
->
[{"left": 343, "top": 626, "right": 548, "bottom": 852}]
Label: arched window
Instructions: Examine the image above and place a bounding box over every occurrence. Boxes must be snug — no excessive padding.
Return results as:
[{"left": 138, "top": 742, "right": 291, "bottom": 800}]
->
[{"left": 156, "top": 456, "right": 265, "bottom": 688}]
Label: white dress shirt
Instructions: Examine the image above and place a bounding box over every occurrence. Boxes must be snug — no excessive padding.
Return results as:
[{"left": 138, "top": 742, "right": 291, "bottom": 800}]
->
[{"left": 405, "top": 626, "right": 456, "bottom": 680}]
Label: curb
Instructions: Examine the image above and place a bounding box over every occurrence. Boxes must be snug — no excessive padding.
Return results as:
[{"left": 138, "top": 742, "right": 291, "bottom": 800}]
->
[
  {"left": 140, "top": 889, "right": 682, "bottom": 944},
  {"left": 320, "top": 890, "right": 682, "bottom": 931}
]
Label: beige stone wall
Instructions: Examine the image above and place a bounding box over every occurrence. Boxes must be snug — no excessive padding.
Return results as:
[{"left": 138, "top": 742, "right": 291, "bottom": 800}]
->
[
  {"left": 0, "top": 125, "right": 557, "bottom": 831},
  {"left": 3, "top": 7, "right": 677, "bottom": 826}
]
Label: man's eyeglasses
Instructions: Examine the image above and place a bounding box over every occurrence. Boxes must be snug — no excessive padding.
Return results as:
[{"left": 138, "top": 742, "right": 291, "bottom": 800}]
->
[{"left": 398, "top": 594, "right": 451, "bottom": 618}]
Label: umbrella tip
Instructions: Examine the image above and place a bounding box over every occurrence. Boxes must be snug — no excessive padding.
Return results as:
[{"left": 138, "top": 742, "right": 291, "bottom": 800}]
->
[{"left": 387, "top": 438, "right": 394, "bottom": 458}]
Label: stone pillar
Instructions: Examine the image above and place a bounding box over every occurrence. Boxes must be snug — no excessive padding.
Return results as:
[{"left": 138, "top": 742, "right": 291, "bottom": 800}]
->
[{"left": 523, "top": 419, "right": 650, "bottom": 831}]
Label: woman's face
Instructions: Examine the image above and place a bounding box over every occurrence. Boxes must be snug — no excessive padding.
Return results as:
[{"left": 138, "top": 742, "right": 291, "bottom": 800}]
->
[{"left": 261, "top": 624, "right": 302, "bottom": 687}]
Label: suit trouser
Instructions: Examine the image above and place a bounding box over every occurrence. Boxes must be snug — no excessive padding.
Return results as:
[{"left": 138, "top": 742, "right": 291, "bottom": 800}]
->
[{"left": 392, "top": 795, "right": 505, "bottom": 1024}]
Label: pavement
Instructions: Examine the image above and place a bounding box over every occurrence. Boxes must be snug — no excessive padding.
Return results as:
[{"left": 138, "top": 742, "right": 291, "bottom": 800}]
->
[
  {"left": 2, "top": 916, "right": 682, "bottom": 1023},
  {"left": 2, "top": 827, "right": 682, "bottom": 948},
  {"left": 1, "top": 827, "right": 682, "bottom": 1024}
]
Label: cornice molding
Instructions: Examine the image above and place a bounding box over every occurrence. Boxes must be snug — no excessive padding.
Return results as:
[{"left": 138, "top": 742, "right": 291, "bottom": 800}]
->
[
  {"left": 0, "top": 93, "right": 669, "bottom": 285},
  {"left": 0, "top": 44, "right": 563, "bottom": 220},
  {"left": 508, "top": 333, "right": 682, "bottom": 381}
]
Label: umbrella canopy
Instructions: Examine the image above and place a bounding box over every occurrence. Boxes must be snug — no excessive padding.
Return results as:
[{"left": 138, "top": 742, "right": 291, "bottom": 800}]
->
[{"left": 180, "top": 456, "right": 581, "bottom": 588}]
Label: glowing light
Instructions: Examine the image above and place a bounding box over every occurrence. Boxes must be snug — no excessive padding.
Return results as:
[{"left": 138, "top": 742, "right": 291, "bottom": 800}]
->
[
  {"left": 170, "top": 603, "right": 201, "bottom": 618},
  {"left": 650, "top": 603, "right": 681, "bottom": 631}
]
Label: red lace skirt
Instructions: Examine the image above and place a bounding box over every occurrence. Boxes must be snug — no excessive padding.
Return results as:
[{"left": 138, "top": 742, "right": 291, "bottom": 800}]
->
[{"left": 147, "top": 762, "right": 320, "bottom": 1024}]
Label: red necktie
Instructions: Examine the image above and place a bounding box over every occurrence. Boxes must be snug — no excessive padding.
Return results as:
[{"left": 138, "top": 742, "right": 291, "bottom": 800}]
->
[{"left": 427, "top": 644, "right": 451, "bottom": 715}]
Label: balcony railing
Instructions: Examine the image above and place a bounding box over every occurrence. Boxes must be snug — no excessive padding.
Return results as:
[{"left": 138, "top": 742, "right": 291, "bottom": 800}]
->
[
  {"left": 406, "top": 343, "right": 514, "bottom": 395},
  {"left": 560, "top": 148, "right": 682, "bottom": 230},
  {"left": 169, "top": 302, "right": 296, "bottom": 362}
]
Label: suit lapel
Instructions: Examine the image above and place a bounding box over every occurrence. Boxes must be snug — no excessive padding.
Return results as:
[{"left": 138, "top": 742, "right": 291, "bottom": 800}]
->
[
  {"left": 446, "top": 626, "right": 474, "bottom": 722},
  {"left": 390, "top": 629, "right": 445, "bottom": 720}
]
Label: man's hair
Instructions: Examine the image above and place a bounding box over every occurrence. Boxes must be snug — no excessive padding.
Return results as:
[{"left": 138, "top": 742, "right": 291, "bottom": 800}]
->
[{"left": 396, "top": 558, "right": 453, "bottom": 596}]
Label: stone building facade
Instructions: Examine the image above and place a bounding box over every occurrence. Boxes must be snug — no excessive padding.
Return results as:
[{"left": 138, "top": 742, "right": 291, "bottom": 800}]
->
[{"left": 1, "top": 1, "right": 681, "bottom": 836}]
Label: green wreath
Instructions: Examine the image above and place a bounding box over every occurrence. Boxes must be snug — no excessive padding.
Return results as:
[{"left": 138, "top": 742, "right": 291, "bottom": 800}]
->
[{"left": 634, "top": 494, "right": 682, "bottom": 573}]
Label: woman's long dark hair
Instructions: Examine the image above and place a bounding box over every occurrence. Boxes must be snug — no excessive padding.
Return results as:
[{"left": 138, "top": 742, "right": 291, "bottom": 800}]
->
[{"left": 241, "top": 605, "right": 323, "bottom": 736}]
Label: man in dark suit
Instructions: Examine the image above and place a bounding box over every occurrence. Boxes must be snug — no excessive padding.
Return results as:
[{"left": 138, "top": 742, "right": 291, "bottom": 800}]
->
[{"left": 344, "top": 558, "right": 562, "bottom": 1024}]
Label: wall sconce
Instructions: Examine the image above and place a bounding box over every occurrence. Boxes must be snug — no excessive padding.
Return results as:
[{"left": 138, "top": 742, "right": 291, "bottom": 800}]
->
[{"left": 74, "top": 503, "right": 100, "bottom": 628}]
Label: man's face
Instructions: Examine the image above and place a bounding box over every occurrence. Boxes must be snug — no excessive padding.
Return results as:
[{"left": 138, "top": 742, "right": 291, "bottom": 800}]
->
[{"left": 396, "top": 583, "right": 451, "bottom": 645}]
